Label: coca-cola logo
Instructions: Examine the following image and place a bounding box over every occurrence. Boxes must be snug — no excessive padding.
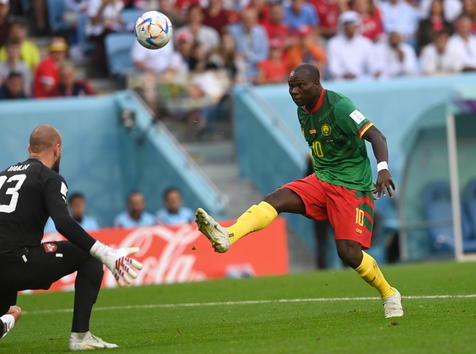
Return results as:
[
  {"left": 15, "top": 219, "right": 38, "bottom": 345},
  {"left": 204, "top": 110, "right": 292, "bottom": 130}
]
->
[{"left": 104, "top": 224, "right": 206, "bottom": 287}]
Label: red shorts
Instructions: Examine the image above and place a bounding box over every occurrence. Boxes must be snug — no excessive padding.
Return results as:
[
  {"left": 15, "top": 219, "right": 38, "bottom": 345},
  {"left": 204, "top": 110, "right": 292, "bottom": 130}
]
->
[{"left": 283, "top": 174, "right": 374, "bottom": 249}]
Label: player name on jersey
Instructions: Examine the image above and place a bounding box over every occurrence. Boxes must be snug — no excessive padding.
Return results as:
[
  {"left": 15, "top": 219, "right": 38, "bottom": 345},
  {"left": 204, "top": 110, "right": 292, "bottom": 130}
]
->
[{"left": 7, "top": 164, "right": 30, "bottom": 172}]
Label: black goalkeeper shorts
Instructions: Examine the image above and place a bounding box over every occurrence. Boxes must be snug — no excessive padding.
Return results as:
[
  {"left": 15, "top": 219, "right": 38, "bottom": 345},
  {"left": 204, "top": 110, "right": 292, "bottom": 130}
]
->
[{"left": 0, "top": 241, "right": 94, "bottom": 315}]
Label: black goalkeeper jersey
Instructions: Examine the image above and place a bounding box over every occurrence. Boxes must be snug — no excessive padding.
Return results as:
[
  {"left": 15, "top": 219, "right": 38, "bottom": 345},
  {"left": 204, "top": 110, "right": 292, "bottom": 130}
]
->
[{"left": 0, "top": 158, "right": 95, "bottom": 255}]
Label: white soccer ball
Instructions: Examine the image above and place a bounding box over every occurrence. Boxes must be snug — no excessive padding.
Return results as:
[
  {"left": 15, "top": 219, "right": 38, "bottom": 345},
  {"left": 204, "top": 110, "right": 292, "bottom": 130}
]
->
[{"left": 135, "top": 11, "right": 173, "bottom": 50}]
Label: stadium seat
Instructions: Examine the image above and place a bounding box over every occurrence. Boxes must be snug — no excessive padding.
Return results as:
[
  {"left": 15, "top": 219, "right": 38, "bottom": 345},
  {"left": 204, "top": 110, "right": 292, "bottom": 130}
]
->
[
  {"left": 122, "top": 9, "right": 143, "bottom": 31},
  {"left": 423, "top": 181, "right": 454, "bottom": 253},
  {"left": 47, "top": 0, "right": 68, "bottom": 33},
  {"left": 462, "top": 179, "right": 476, "bottom": 252},
  {"left": 105, "top": 33, "right": 135, "bottom": 75}
]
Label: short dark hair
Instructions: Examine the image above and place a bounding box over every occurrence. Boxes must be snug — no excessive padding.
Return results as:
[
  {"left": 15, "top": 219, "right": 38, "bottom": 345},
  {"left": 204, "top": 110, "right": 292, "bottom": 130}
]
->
[
  {"left": 163, "top": 187, "right": 180, "bottom": 200},
  {"left": 292, "top": 63, "right": 320, "bottom": 83},
  {"left": 7, "top": 71, "right": 22, "bottom": 80},
  {"left": 68, "top": 192, "right": 85, "bottom": 204}
]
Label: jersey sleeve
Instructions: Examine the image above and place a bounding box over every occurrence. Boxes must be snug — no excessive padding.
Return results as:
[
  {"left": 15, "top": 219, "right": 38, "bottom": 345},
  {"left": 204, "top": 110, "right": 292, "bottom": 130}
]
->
[
  {"left": 334, "top": 98, "right": 374, "bottom": 139},
  {"left": 43, "top": 172, "right": 96, "bottom": 251}
]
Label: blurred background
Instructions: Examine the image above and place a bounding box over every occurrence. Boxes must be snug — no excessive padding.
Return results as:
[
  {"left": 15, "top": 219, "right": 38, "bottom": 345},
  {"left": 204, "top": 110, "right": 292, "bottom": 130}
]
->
[{"left": 0, "top": 0, "right": 476, "bottom": 274}]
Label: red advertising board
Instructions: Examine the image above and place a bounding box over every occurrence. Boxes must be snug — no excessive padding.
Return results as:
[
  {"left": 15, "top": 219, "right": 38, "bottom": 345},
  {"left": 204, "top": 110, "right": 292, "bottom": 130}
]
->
[{"left": 40, "top": 218, "right": 288, "bottom": 291}]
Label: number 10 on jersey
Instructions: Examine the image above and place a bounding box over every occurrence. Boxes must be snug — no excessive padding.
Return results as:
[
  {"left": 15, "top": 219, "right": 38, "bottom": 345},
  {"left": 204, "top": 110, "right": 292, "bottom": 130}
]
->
[{"left": 312, "top": 141, "right": 324, "bottom": 158}]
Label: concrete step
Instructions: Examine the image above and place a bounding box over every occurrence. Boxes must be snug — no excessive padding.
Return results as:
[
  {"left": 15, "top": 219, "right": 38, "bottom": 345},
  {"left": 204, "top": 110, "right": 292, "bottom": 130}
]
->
[{"left": 183, "top": 141, "right": 235, "bottom": 165}]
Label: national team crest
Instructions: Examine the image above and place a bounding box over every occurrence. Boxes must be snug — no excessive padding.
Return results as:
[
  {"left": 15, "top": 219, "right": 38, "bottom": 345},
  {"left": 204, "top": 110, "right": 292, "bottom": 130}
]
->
[
  {"left": 43, "top": 242, "right": 58, "bottom": 253},
  {"left": 321, "top": 124, "right": 331, "bottom": 136}
]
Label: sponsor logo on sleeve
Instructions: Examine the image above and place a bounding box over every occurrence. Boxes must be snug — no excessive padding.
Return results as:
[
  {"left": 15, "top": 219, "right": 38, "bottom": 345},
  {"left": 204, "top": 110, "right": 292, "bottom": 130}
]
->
[
  {"left": 350, "top": 110, "right": 366, "bottom": 124},
  {"left": 60, "top": 182, "right": 68, "bottom": 203}
]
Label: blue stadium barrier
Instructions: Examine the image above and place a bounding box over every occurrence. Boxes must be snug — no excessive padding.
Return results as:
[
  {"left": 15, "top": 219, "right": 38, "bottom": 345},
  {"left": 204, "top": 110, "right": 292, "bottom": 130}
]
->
[
  {"left": 0, "top": 91, "right": 226, "bottom": 227},
  {"left": 105, "top": 33, "right": 135, "bottom": 75},
  {"left": 463, "top": 179, "right": 476, "bottom": 252},
  {"left": 423, "top": 181, "right": 454, "bottom": 253}
]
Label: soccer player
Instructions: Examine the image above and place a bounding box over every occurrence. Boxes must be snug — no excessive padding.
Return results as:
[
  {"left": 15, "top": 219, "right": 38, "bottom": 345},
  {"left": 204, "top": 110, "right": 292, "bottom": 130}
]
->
[
  {"left": 196, "top": 64, "right": 403, "bottom": 318},
  {"left": 0, "top": 125, "right": 143, "bottom": 350}
]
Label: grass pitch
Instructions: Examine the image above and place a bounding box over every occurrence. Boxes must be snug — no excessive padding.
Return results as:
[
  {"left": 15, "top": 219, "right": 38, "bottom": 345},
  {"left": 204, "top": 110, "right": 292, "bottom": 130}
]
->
[{"left": 2, "top": 261, "right": 475, "bottom": 353}]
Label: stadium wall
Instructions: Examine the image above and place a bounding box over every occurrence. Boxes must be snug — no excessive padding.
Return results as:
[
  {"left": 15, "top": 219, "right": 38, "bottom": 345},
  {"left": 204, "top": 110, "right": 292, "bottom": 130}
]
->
[
  {"left": 0, "top": 91, "right": 226, "bottom": 227},
  {"left": 233, "top": 74, "right": 476, "bottom": 261}
]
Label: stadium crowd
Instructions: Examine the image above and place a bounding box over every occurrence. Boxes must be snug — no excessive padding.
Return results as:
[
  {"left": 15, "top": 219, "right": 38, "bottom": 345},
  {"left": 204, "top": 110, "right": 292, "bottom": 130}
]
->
[{"left": 0, "top": 0, "right": 476, "bottom": 97}]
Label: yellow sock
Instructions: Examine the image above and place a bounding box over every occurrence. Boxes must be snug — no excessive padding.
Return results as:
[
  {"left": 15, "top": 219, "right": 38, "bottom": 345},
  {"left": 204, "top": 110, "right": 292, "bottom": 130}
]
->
[
  {"left": 355, "top": 251, "right": 396, "bottom": 299},
  {"left": 227, "top": 201, "right": 278, "bottom": 244}
]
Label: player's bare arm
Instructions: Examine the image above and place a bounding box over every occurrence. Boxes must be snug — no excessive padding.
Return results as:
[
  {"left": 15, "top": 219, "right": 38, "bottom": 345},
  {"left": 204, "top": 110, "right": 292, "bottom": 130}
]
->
[{"left": 362, "top": 125, "right": 396, "bottom": 200}]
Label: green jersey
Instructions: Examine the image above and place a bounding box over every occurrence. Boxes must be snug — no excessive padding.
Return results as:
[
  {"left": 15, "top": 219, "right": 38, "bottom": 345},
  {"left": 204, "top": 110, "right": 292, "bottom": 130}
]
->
[{"left": 298, "top": 89, "right": 374, "bottom": 191}]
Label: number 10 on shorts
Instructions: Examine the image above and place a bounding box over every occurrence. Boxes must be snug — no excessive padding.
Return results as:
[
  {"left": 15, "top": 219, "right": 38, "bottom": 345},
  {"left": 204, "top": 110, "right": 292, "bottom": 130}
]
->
[{"left": 355, "top": 208, "right": 365, "bottom": 226}]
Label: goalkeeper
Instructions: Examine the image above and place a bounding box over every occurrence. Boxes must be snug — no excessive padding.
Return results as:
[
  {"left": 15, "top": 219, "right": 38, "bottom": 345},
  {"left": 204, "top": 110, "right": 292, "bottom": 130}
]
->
[
  {"left": 196, "top": 64, "right": 403, "bottom": 318},
  {"left": 0, "top": 125, "right": 143, "bottom": 350}
]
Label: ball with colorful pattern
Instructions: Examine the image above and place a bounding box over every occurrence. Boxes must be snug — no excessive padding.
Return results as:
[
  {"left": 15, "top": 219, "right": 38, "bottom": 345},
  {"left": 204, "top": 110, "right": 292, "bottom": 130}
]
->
[{"left": 135, "top": 11, "right": 173, "bottom": 50}]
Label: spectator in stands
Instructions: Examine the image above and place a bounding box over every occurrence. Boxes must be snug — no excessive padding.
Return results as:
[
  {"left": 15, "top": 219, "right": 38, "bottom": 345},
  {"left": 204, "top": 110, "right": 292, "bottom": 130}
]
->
[
  {"left": 284, "top": 0, "right": 319, "bottom": 31},
  {"left": 0, "top": 71, "right": 27, "bottom": 99},
  {"left": 0, "top": 0, "right": 11, "bottom": 47},
  {"left": 462, "top": 0, "right": 476, "bottom": 32},
  {"left": 327, "top": 11, "right": 378, "bottom": 80},
  {"left": 261, "top": 2, "right": 291, "bottom": 45},
  {"left": 132, "top": 40, "right": 184, "bottom": 107},
  {"left": 52, "top": 62, "right": 96, "bottom": 97},
  {"left": 64, "top": 0, "right": 89, "bottom": 26},
  {"left": 228, "top": 7, "right": 269, "bottom": 80},
  {"left": 0, "top": 38, "right": 32, "bottom": 95},
  {"left": 157, "top": 187, "right": 194, "bottom": 225},
  {"left": 86, "top": 0, "right": 125, "bottom": 75},
  {"left": 420, "top": 30, "right": 464, "bottom": 75},
  {"left": 114, "top": 191, "right": 156, "bottom": 228},
  {"left": 380, "top": 0, "right": 419, "bottom": 40},
  {"left": 175, "top": 31, "right": 195, "bottom": 70},
  {"left": 257, "top": 39, "right": 288, "bottom": 84},
  {"left": 311, "top": 0, "right": 341, "bottom": 39},
  {"left": 32, "top": 0, "right": 47, "bottom": 34},
  {"left": 175, "top": 5, "right": 220, "bottom": 53},
  {"left": 376, "top": 30, "right": 418, "bottom": 77},
  {"left": 33, "top": 37, "right": 68, "bottom": 98},
  {"left": 158, "top": 0, "right": 184, "bottom": 26},
  {"left": 0, "top": 20, "right": 41, "bottom": 72},
  {"left": 247, "top": 0, "right": 271, "bottom": 24},
  {"left": 351, "top": 0, "right": 384, "bottom": 42},
  {"left": 447, "top": 15, "right": 476, "bottom": 71},
  {"left": 420, "top": 0, "right": 462, "bottom": 23},
  {"left": 208, "top": 32, "right": 246, "bottom": 83},
  {"left": 44, "top": 192, "right": 100, "bottom": 233},
  {"left": 417, "top": 0, "right": 452, "bottom": 53},
  {"left": 285, "top": 25, "right": 326, "bottom": 73},
  {"left": 186, "top": 58, "right": 233, "bottom": 138},
  {"left": 68, "top": 192, "right": 100, "bottom": 230},
  {"left": 203, "top": 0, "right": 235, "bottom": 33}
]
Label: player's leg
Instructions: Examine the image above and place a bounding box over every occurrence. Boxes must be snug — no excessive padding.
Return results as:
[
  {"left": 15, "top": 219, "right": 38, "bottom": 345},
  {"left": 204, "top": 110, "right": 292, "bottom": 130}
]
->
[
  {"left": 335, "top": 239, "right": 403, "bottom": 318},
  {"left": 196, "top": 186, "right": 305, "bottom": 252},
  {"left": 327, "top": 186, "right": 403, "bottom": 318},
  {"left": 17, "top": 242, "right": 117, "bottom": 349}
]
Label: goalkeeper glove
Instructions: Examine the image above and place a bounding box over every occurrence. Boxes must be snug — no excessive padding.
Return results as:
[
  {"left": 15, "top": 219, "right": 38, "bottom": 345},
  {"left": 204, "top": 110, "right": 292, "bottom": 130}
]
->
[{"left": 90, "top": 241, "right": 143, "bottom": 287}]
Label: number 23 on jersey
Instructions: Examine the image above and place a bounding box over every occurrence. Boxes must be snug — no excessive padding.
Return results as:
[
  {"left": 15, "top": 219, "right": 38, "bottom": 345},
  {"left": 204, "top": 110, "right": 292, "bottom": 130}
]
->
[{"left": 0, "top": 174, "right": 27, "bottom": 213}]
